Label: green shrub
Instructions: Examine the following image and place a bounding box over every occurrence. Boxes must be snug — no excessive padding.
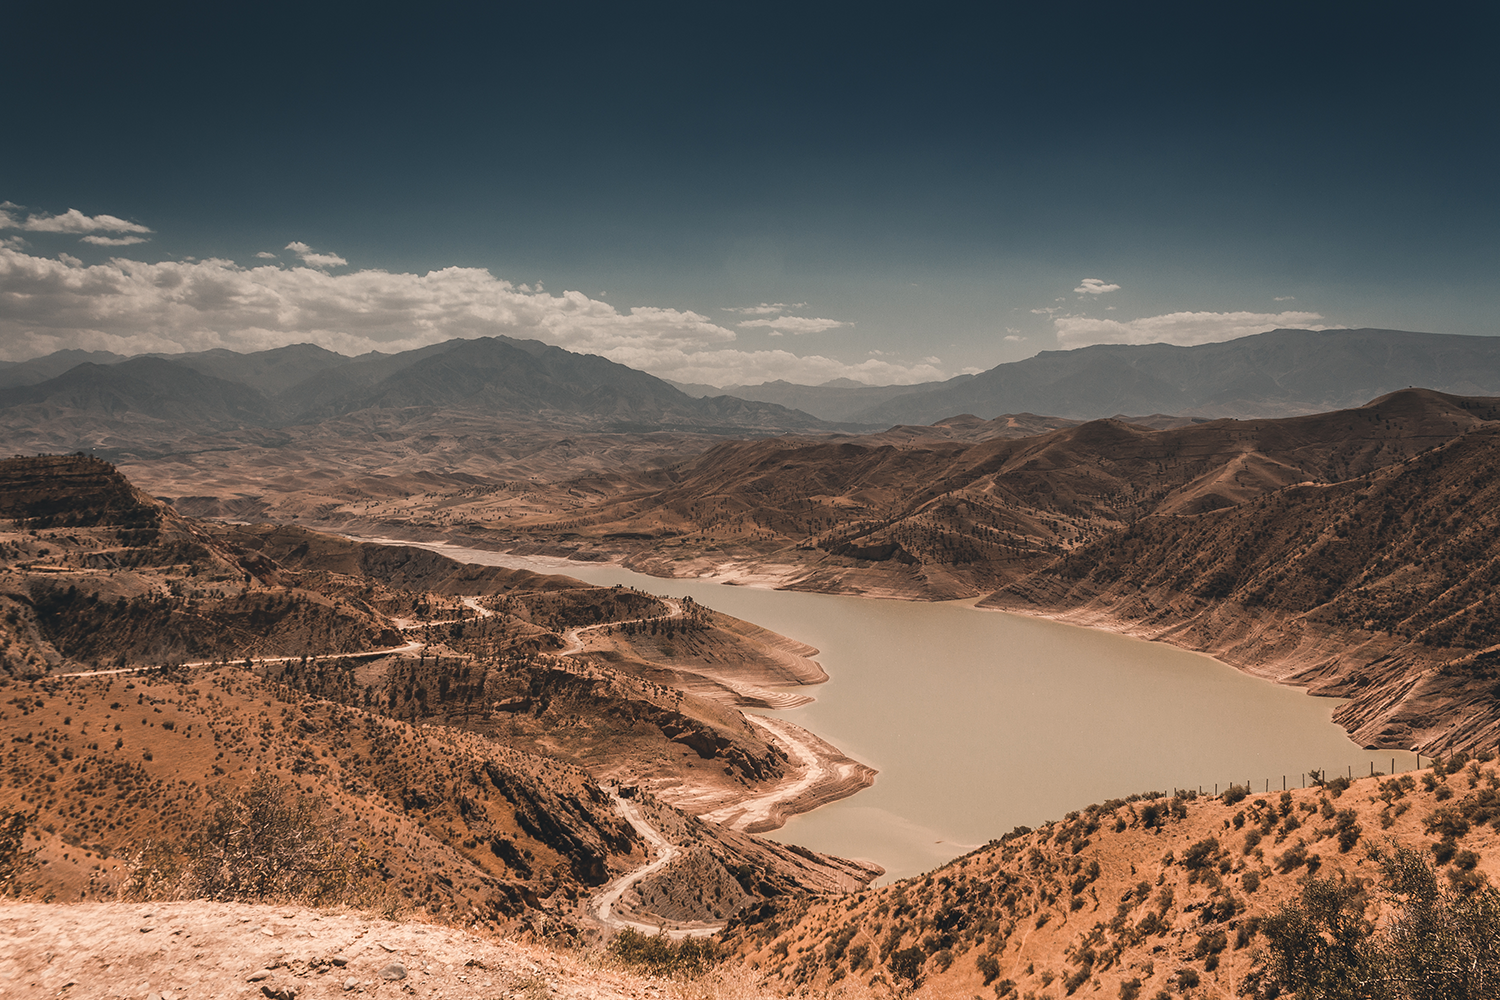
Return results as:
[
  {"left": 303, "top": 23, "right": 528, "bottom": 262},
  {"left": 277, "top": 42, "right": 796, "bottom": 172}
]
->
[
  {"left": 888, "top": 946, "right": 926, "bottom": 984},
  {"left": 606, "top": 928, "right": 719, "bottom": 977}
]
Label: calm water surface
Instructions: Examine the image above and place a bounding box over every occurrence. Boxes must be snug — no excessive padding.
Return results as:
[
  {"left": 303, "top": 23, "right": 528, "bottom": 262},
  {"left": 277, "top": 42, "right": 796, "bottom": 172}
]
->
[{"left": 372, "top": 539, "right": 1407, "bottom": 880}]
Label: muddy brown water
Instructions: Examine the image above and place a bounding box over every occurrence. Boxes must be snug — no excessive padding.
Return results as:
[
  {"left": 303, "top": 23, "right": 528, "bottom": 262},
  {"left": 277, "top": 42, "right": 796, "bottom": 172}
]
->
[{"left": 364, "top": 539, "right": 1408, "bottom": 881}]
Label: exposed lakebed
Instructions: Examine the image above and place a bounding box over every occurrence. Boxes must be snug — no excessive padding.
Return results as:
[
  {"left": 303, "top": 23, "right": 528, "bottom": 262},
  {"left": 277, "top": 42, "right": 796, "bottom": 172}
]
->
[{"left": 368, "top": 538, "right": 1407, "bottom": 881}]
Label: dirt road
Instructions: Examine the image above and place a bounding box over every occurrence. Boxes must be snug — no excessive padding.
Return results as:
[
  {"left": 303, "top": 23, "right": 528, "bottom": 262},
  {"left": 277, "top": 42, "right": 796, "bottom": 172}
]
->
[{"left": 590, "top": 788, "right": 722, "bottom": 940}]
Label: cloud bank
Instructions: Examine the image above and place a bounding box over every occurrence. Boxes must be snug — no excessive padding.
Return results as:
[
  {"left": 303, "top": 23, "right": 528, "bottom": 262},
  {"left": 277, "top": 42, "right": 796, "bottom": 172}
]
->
[
  {"left": 0, "top": 247, "right": 939, "bottom": 386},
  {"left": 1073, "top": 278, "right": 1120, "bottom": 295},
  {"left": 1054, "top": 310, "right": 1330, "bottom": 349}
]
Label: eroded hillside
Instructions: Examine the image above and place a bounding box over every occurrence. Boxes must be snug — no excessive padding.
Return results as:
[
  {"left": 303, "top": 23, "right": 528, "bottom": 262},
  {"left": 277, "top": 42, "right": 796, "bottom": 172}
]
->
[{"left": 0, "top": 455, "right": 878, "bottom": 937}]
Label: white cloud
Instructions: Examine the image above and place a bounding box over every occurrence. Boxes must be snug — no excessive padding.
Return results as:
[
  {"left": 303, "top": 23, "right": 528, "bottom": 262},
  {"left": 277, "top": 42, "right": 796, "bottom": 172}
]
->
[
  {"left": 723, "top": 302, "right": 807, "bottom": 315},
  {"left": 255, "top": 251, "right": 278, "bottom": 259},
  {"left": 1030, "top": 306, "right": 1059, "bottom": 316},
  {"left": 1074, "top": 277, "right": 1120, "bottom": 295},
  {"left": 0, "top": 235, "right": 26, "bottom": 251},
  {"left": 737, "top": 315, "right": 850, "bottom": 335},
  {"left": 285, "top": 241, "right": 347, "bottom": 270},
  {"left": 1054, "top": 310, "right": 1332, "bottom": 349},
  {"left": 81, "top": 235, "right": 149, "bottom": 246},
  {"left": 1274, "top": 295, "right": 1296, "bottom": 302},
  {"left": 1004, "top": 334, "right": 1025, "bottom": 342},
  {"left": 0, "top": 245, "right": 946, "bottom": 386},
  {"left": 1, "top": 206, "right": 152, "bottom": 235}
]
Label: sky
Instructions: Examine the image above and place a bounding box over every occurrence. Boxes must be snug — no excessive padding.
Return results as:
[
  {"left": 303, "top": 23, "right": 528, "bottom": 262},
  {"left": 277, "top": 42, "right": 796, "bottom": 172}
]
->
[{"left": 2, "top": 3, "right": 1497, "bottom": 386}]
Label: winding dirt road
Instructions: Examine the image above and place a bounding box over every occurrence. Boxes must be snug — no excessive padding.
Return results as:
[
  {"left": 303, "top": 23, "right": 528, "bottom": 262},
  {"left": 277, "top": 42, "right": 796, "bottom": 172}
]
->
[
  {"left": 559, "top": 598, "right": 682, "bottom": 656},
  {"left": 590, "top": 788, "right": 722, "bottom": 940}
]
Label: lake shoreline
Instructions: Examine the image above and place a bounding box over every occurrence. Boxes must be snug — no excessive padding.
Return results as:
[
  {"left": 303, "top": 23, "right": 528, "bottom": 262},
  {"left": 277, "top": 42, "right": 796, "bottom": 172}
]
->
[{"left": 322, "top": 524, "right": 1407, "bottom": 880}]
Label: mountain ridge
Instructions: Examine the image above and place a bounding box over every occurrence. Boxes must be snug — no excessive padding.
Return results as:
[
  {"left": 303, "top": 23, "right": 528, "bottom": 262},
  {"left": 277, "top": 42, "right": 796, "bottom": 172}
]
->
[{"left": 849, "top": 328, "right": 1500, "bottom": 424}]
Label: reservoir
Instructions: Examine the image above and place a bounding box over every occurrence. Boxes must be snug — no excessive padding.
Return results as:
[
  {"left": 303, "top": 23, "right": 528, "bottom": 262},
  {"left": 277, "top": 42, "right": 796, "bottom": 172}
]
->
[{"left": 369, "top": 539, "right": 1405, "bottom": 881}]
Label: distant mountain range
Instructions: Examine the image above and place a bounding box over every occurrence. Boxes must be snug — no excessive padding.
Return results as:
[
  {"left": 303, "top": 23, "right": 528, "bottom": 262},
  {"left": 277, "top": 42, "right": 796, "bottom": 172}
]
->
[
  {"left": 0, "top": 337, "right": 834, "bottom": 452},
  {"left": 677, "top": 329, "right": 1500, "bottom": 424},
  {"left": 6, "top": 329, "right": 1500, "bottom": 453}
]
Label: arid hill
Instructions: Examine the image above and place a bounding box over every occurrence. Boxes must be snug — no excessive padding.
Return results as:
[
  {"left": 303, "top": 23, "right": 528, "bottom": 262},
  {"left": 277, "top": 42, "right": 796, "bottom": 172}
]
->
[
  {"left": 0, "top": 455, "right": 878, "bottom": 936},
  {"left": 442, "top": 388, "right": 1499, "bottom": 599},
  {"left": 721, "top": 755, "right": 1500, "bottom": 999},
  {"left": 984, "top": 412, "right": 1500, "bottom": 754},
  {"left": 211, "top": 389, "right": 1500, "bottom": 755}
]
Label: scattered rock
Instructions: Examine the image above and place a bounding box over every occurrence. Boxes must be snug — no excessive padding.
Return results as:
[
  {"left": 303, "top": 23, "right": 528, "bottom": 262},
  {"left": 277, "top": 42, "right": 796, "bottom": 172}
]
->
[
  {"left": 378, "top": 962, "right": 407, "bottom": 981},
  {"left": 331, "top": 956, "right": 349, "bottom": 967},
  {"left": 343, "top": 977, "right": 360, "bottom": 992},
  {"left": 247, "top": 969, "right": 275, "bottom": 982},
  {"left": 261, "top": 987, "right": 298, "bottom": 1000},
  {"left": 377, "top": 941, "right": 396, "bottom": 952},
  {"left": 139, "top": 926, "right": 154, "bottom": 933}
]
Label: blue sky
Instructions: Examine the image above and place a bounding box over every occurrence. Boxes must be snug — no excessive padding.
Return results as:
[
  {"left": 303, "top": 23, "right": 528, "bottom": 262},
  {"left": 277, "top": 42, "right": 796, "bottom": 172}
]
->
[{"left": 2, "top": 3, "right": 1496, "bottom": 385}]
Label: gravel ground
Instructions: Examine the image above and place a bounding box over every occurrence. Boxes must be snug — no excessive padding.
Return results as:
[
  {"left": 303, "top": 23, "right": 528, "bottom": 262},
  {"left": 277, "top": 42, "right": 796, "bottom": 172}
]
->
[{"left": 0, "top": 902, "right": 703, "bottom": 1000}]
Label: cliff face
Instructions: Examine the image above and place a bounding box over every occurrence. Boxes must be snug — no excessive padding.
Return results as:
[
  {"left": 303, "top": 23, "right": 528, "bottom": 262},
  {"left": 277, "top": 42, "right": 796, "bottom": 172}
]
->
[{"left": 983, "top": 422, "right": 1500, "bottom": 753}]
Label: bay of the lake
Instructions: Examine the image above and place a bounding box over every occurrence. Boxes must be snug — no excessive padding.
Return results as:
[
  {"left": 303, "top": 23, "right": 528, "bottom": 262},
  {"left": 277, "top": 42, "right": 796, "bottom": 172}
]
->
[{"left": 365, "top": 539, "right": 1407, "bottom": 881}]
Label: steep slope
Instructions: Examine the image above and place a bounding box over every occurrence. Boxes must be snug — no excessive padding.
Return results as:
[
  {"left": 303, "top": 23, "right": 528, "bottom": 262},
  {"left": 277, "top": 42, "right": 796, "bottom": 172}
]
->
[
  {"left": 0, "top": 358, "right": 278, "bottom": 455},
  {"left": 984, "top": 416, "right": 1500, "bottom": 754},
  {"left": 484, "top": 389, "right": 1500, "bottom": 601},
  {"left": 721, "top": 757, "right": 1500, "bottom": 998},
  {"left": 854, "top": 328, "right": 1500, "bottom": 424}
]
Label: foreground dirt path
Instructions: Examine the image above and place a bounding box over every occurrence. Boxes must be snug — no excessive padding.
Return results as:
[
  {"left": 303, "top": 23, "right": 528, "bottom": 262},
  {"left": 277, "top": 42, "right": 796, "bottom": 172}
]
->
[{"left": 0, "top": 901, "right": 681, "bottom": 1000}]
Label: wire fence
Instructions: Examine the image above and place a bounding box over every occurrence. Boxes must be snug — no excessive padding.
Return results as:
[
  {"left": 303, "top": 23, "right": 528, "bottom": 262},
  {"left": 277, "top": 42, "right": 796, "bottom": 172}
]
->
[{"left": 1173, "top": 752, "right": 1437, "bottom": 800}]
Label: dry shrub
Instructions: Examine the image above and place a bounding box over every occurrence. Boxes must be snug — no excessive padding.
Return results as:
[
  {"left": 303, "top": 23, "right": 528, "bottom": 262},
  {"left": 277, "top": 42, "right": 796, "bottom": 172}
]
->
[{"left": 122, "top": 772, "right": 380, "bottom": 905}]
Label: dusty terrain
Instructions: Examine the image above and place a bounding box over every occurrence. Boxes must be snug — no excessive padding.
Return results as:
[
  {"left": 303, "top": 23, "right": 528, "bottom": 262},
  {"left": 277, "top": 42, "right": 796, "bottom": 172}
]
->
[
  {"left": 0, "top": 456, "right": 880, "bottom": 942},
  {"left": 722, "top": 755, "right": 1500, "bottom": 997},
  {"left": 0, "top": 900, "right": 735, "bottom": 999},
  {"left": 117, "top": 388, "right": 1500, "bottom": 753}
]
